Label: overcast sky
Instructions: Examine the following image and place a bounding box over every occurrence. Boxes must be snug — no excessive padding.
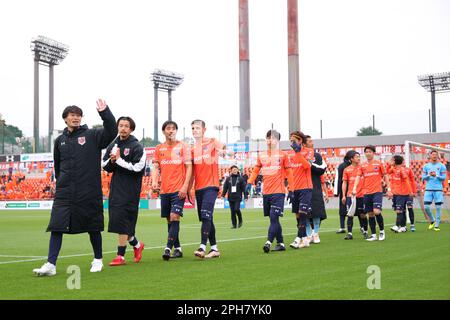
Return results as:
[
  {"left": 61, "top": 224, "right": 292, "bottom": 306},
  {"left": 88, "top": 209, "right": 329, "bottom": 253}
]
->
[{"left": 0, "top": 0, "right": 449, "bottom": 144}]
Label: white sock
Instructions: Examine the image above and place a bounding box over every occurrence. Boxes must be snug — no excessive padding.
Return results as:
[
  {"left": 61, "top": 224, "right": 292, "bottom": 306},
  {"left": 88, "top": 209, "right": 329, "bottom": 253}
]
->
[
  {"left": 294, "top": 237, "right": 301, "bottom": 243},
  {"left": 279, "top": 243, "right": 285, "bottom": 247},
  {"left": 199, "top": 244, "right": 206, "bottom": 251},
  {"left": 175, "top": 247, "right": 182, "bottom": 252},
  {"left": 93, "top": 258, "right": 102, "bottom": 262},
  {"left": 348, "top": 232, "right": 352, "bottom": 235},
  {"left": 211, "top": 245, "right": 218, "bottom": 251},
  {"left": 134, "top": 241, "right": 141, "bottom": 249},
  {"left": 265, "top": 241, "right": 271, "bottom": 245}
]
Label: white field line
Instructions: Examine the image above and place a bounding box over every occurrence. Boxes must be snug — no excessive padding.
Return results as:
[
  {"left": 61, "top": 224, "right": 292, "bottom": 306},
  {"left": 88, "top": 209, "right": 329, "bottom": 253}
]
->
[{"left": 0, "top": 225, "right": 393, "bottom": 266}]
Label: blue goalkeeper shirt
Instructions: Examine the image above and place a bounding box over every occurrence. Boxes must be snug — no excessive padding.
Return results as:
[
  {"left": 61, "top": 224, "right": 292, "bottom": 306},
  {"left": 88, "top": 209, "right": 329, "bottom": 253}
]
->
[{"left": 422, "top": 162, "right": 447, "bottom": 191}]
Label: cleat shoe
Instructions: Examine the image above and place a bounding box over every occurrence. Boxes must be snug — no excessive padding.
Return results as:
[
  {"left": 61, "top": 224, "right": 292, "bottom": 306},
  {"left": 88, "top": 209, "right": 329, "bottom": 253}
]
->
[
  {"left": 263, "top": 243, "right": 271, "bottom": 253},
  {"left": 133, "top": 242, "right": 145, "bottom": 263},
  {"left": 109, "top": 255, "right": 126, "bottom": 266},
  {"left": 391, "top": 225, "right": 399, "bottom": 232},
  {"left": 428, "top": 222, "right": 435, "bottom": 230},
  {"left": 33, "top": 262, "right": 56, "bottom": 277},
  {"left": 398, "top": 227, "right": 407, "bottom": 233},
  {"left": 366, "top": 234, "right": 378, "bottom": 242},
  {"left": 162, "top": 248, "right": 171, "bottom": 261},
  {"left": 290, "top": 237, "right": 301, "bottom": 249},
  {"left": 272, "top": 244, "right": 286, "bottom": 252},
  {"left": 238, "top": 221, "right": 243, "bottom": 228},
  {"left": 231, "top": 225, "right": 237, "bottom": 229},
  {"left": 434, "top": 227, "right": 440, "bottom": 232},
  {"left": 379, "top": 231, "right": 385, "bottom": 241},
  {"left": 360, "top": 227, "right": 365, "bottom": 234},
  {"left": 171, "top": 249, "right": 183, "bottom": 258},
  {"left": 336, "top": 228, "right": 346, "bottom": 234},
  {"left": 299, "top": 238, "right": 310, "bottom": 248},
  {"left": 194, "top": 248, "right": 205, "bottom": 258},
  {"left": 312, "top": 234, "right": 321, "bottom": 244},
  {"left": 363, "top": 232, "right": 369, "bottom": 240},
  {"left": 410, "top": 225, "right": 416, "bottom": 232},
  {"left": 344, "top": 233, "right": 353, "bottom": 240},
  {"left": 90, "top": 259, "right": 103, "bottom": 272},
  {"left": 205, "top": 250, "right": 221, "bottom": 259}
]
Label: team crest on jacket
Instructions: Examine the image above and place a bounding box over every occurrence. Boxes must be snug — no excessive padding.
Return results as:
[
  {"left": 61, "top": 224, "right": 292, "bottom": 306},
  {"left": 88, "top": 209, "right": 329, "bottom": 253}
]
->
[
  {"left": 124, "top": 148, "right": 130, "bottom": 156},
  {"left": 78, "top": 137, "right": 86, "bottom": 145}
]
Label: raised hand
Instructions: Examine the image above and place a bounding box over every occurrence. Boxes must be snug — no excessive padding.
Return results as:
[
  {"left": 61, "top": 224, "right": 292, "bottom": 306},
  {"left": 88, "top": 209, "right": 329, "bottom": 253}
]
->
[{"left": 96, "top": 99, "right": 107, "bottom": 112}]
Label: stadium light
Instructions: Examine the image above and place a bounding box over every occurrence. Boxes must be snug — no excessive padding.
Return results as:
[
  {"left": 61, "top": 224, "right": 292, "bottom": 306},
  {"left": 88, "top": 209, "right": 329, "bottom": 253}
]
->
[
  {"left": 417, "top": 71, "right": 450, "bottom": 133},
  {"left": 31, "top": 36, "right": 69, "bottom": 153},
  {"left": 150, "top": 69, "right": 184, "bottom": 142}
]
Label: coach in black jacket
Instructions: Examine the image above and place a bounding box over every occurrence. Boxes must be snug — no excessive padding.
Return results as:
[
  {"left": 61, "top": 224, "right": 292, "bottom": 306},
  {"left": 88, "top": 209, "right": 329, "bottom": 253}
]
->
[
  {"left": 33, "top": 99, "right": 117, "bottom": 276},
  {"left": 334, "top": 151, "right": 352, "bottom": 233},
  {"left": 102, "top": 116, "right": 146, "bottom": 265},
  {"left": 221, "top": 165, "right": 247, "bottom": 228}
]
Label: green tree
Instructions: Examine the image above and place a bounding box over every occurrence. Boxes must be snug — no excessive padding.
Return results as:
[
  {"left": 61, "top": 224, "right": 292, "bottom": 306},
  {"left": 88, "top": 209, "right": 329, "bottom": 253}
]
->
[{"left": 356, "top": 126, "right": 382, "bottom": 136}]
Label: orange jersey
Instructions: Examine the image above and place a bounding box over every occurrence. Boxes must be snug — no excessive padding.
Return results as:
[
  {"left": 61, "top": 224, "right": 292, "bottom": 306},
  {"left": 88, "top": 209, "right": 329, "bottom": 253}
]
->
[
  {"left": 390, "top": 166, "right": 412, "bottom": 195},
  {"left": 153, "top": 141, "right": 191, "bottom": 194},
  {"left": 343, "top": 165, "right": 364, "bottom": 197},
  {"left": 254, "top": 150, "right": 291, "bottom": 195},
  {"left": 405, "top": 167, "right": 417, "bottom": 193},
  {"left": 288, "top": 148, "right": 312, "bottom": 190},
  {"left": 357, "top": 160, "right": 386, "bottom": 194},
  {"left": 191, "top": 138, "right": 222, "bottom": 191}
]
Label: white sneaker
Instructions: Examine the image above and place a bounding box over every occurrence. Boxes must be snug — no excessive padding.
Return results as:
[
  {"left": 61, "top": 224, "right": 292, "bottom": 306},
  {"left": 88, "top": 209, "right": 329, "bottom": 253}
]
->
[
  {"left": 299, "top": 238, "right": 310, "bottom": 248},
  {"left": 379, "top": 231, "right": 385, "bottom": 241},
  {"left": 290, "top": 237, "right": 301, "bottom": 249},
  {"left": 33, "top": 262, "right": 56, "bottom": 277},
  {"left": 366, "top": 234, "right": 378, "bottom": 242},
  {"left": 312, "top": 234, "right": 320, "bottom": 244},
  {"left": 391, "top": 225, "right": 399, "bottom": 232},
  {"left": 398, "top": 227, "right": 407, "bottom": 233},
  {"left": 90, "top": 259, "right": 103, "bottom": 273}
]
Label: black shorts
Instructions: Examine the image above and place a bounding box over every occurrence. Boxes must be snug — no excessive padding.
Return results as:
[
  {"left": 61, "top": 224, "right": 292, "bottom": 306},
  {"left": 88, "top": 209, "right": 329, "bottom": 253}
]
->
[
  {"left": 263, "top": 193, "right": 285, "bottom": 217},
  {"left": 108, "top": 206, "right": 138, "bottom": 235},
  {"left": 392, "top": 195, "right": 409, "bottom": 212},
  {"left": 346, "top": 196, "right": 365, "bottom": 215},
  {"left": 364, "top": 192, "right": 383, "bottom": 213},
  {"left": 292, "top": 189, "right": 312, "bottom": 214},
  {"left": 160, "top": 192, "right": 185, "bottom": 218},
  {"left": 195, "top": 187, "right": 219, "bottom": 221}
]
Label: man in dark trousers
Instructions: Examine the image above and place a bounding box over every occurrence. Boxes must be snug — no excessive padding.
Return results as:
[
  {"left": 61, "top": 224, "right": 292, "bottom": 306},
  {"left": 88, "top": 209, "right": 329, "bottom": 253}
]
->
[
  {"left": 33, "top": 99, "right": 117, "bottom": 276},
  {"left": 334, "top": 151, "right": 352, "bottom": 234},
  {"left": 102, "top": 116, "right": 146, "bottom": 266},
  {"left": 221, "top": 165, "right": 247, "bottom": 228}
]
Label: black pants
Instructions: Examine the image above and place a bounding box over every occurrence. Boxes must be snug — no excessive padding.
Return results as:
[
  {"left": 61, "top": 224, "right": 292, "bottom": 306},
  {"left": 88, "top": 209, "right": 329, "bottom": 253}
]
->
[{"left": 229, "top": 200, "right": 243, "bottom": 227}]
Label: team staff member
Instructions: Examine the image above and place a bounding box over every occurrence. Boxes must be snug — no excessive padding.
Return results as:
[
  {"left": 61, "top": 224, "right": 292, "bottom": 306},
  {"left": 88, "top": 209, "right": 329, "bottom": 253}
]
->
[
  {"left": 33, "top": 99, "right": 117, "bottom": 276},
  {"left": 221, "top": 165, "right": 247, "bottom": 228},
  {"left": 102, "top": 116, "right": 146, "bottom": 266}
]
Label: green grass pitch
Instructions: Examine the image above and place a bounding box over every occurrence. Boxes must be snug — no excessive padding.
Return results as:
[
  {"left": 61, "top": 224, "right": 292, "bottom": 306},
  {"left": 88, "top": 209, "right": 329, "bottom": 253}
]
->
[{"left": 0, "top": 208, "right": 448, "bottom": 300}]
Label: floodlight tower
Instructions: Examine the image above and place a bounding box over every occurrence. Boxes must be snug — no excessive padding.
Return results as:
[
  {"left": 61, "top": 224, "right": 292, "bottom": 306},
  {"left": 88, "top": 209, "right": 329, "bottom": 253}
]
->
[
  {"left": 31, "top": 36, "right": 69, "bottom": 152},
  {"left": 150, "top": 69, "right": 184, "bottom": 143},
  {"left": 288, "top": 0, "right": 300, "bottom": 133},
  {"left": 418, "top": 72, "right": 450, "bottom": 133}
]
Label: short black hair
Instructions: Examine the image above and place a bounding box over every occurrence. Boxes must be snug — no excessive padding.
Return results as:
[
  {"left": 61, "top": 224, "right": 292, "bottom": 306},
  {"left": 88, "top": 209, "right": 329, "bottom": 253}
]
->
[
  {"left": 230, "top": 165, "right": 239, "bottom": 170},
  {"left": 345, "top": 150, "right": 359, "bottom": 161},
  {"left": 162, "top": 120, "right": 178, "bottom": 131},
  {"left": 266, "top": 130, "right": 281, "bottom": 141},
  {"left": 191, "top": 119, "right": 206, "bottom": 127},
  {"left": 62, "top": 105, "right": 83, "bottom": 119},
  {"left": 430, "top": 150, "right": 438, "bottom": 155},
  {"left": 305, "top": 135, "right": 312, "bottom": 140},
  {"left": 393, "top": 155, "right": 404, "bottom": 165},
  {"left": 117, "top": 116, "right": 136, "bottom": 131},
  {"left": 364, "top": 145, "right": 376, "bottom": 153},
  {"left": 290, "top": 131, "right": 306, "bottom": 142}
]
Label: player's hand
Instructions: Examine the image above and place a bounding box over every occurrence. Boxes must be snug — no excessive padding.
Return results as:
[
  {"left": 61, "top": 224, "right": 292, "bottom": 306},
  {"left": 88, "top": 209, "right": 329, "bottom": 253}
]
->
[
  {"left": 178, "top": 187, "right": 187, "bottom": 199},
  {"left": 342, "top": 196, "right": 346, "bottom": 205},
  {"left": 430, "top": 171, "right": 436, "bottom": 177},
  {"left": 109, "top": 153, "right": 117, "bottom": 163},
  {"left": 351, "top": 189, "right": 356, "bottom": 197},
  {"left": 96, "top": 99, "right": 107, "bottom": 112},
  {"left": 113, "top": 147, "right": 121, "bottom": 160},
  {"left": 387, "top": 191, "right": 393, "bottom": 199},
  {"left": 409, "top": 193, "right": 414, "bottom": 198},
  {"left": 151, "top": 182, "right": 159, "bottom": 191}
]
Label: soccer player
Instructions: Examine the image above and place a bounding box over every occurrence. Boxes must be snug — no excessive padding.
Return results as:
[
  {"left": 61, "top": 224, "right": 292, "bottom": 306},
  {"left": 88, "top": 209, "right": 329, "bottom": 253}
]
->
[
  {"left": 190, "top": 119, "right": 226, "bottom": 259},
  {"left": 387, "top": 155, "right": 414, "bottom": 233},
  {"left": 33, "top": 99, "right": 117, "bottom": 276},
  {"left": 335, "top": 152, "right": 353, "bottom": 234},
  {"left": 102, "top": 116, "right": 146, "bottom": 266},
  {"left": 342, "top": 151, "right": 369, "bottom": 240},
  {"left": 287, "top": 131, "right": 313, "bottom": 249},
  {"left": 152, "top": 120, "right": 192, "bottom": 260},
  {"left": 247, "top": 130, "right": 294, "bottom": 253},
  {"left": 422, "top": 150, "right": 447, "bottom": 231},
  {"left": 353, "top": 145, "right": 392, "bottom": 242},
  {"left": 405, "top": 164, "right": 418, "bottom": 232},
  {"left": 221, "top": 165, "right": 247, "bottom": 228}
]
